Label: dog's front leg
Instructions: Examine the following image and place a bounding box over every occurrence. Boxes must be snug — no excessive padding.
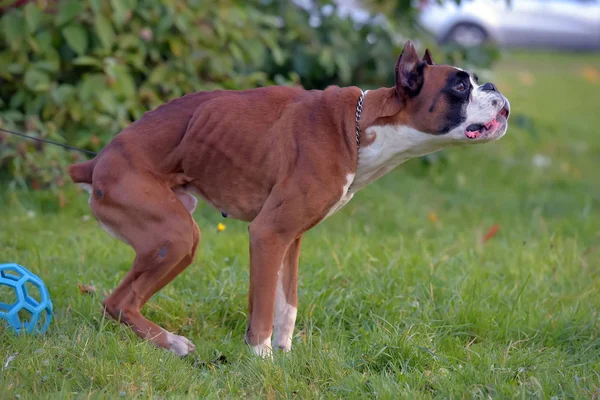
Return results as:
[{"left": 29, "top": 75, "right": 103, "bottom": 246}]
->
[
  {"left": 244, "top": 180, "right": 339, "bottom": 356},
  {"left": 245, "top": 220, "right": 292, "bottom": 357},
  {"left": 272, "top": 236, "right": 302, "bottom": 352}
]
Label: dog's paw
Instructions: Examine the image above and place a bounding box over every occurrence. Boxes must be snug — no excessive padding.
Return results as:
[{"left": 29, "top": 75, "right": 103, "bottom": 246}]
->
[
  {"left": 251, "top": 338, "right": 273, "bottom": 359},
  {"left": 274, "top": 343, "right": 292, "bottom": 352},
  {"left": 272, "top": 331, "right": 293, "bottom": 352},
  {"left": 166, "top": 332, "right": 195, "bottom": 357}
]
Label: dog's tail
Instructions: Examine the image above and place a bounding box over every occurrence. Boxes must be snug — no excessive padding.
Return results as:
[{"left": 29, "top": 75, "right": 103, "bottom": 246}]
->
[{"left": 68, "top": 159, "right": 96, "bottom": 184}]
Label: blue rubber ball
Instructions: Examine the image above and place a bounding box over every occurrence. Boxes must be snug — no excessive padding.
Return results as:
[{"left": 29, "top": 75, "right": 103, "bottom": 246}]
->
[{"left": 0, "top": 263, "right": 53, "bottom": 333}]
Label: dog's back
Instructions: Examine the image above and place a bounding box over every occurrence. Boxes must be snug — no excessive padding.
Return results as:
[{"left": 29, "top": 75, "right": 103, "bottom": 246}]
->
[{"left": 69, "top": 87, "right": 306, "bottom": 187}]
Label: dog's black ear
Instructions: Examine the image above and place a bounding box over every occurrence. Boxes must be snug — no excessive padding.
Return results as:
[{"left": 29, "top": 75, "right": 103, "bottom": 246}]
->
[
  {"left": 423, "top": 49, "right": 434, "bottom": 65},
  {"left": 395, "top": 40, "right": 425, "bottom": 97}
]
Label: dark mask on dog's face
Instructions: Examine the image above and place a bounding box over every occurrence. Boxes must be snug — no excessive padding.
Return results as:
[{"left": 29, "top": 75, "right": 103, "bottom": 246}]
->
[{"left": 395, "top": 41, "right": 510, "bottom": 143}]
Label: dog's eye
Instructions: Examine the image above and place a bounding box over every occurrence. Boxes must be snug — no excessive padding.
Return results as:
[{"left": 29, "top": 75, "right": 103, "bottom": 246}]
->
[
  {"left": 454, "top": 82, "right": 467, "bottom": 92},
  {"left": 473, "top": 74, "right": 480, "bottom": 83}
]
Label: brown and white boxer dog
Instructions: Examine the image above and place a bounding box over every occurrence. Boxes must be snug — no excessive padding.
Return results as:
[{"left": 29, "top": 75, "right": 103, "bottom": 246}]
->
[{"left": 68, "top": 41, "right": 510, "bottom": 357}]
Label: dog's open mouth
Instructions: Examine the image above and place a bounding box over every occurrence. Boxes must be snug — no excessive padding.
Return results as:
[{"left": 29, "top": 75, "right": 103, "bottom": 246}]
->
[{"left": 465, "top": 106, "right": 510, "bottom": 139}]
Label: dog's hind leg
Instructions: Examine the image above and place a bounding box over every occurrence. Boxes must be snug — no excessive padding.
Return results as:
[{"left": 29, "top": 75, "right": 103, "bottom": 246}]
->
[{"left": 89, "top": 170, "right": 201, "bottom": 356}]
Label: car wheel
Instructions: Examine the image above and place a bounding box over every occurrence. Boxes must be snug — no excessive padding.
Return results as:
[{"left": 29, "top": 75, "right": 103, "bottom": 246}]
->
[{"left": 444, "top": 23, "right": 488, "bottom": 47}]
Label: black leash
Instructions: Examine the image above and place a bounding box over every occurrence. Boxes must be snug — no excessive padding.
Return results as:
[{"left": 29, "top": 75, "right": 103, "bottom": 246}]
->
[{"left": 0, "top": 127, "right": 98, "bottom": 156}]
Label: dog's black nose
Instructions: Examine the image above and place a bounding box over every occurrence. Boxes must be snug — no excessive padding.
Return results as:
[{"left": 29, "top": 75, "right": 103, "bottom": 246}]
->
[{"left": 481, "top": 82, "right": 497, "bottom": 92}]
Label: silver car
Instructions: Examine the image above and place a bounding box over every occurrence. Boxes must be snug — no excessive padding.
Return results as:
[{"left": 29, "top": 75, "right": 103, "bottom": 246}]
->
[{"left": 419, "top": 0, "right": 600, "bottom": 50}]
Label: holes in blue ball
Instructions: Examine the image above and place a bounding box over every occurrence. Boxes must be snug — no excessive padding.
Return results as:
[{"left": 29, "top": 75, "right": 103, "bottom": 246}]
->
[
  {"left": 24, "top": 281, "right": 42, "bottom": 307},
  {"left": 1, "top": 268, "right": 22, "bottom": 281},
  {"left": 17, "top": 308, "right": 33, "bottom": 327},
  {"left": 36, "top": 309, "right": 49, "bottom": 333},
  {"left": 0, "top": 285, "right": 17, "bottom": 311}
]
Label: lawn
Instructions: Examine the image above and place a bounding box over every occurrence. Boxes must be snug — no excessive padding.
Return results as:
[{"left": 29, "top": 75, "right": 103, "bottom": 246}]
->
[{"left": 1, "top": 51, "right": 599, "bottom": 399}]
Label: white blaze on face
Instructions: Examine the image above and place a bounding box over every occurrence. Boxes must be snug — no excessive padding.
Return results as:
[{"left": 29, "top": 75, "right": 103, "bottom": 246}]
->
[
  {"left": 465, "top": 75, "right": 503, "bottom": 128},
  {"left": 272, "top": 263, "right": 298, "bottom": 352}
]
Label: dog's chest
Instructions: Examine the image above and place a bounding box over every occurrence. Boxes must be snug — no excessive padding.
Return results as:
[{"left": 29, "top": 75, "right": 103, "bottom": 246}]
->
[
  {"left": 350, "top": 124, "right": 450, "bottom": 192},
  {"left": 321, "top": 126, "right": 448, "bottom": 220}
]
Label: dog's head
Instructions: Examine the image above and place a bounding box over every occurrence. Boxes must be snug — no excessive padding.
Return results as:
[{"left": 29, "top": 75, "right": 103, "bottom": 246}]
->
[{"left": 393, "top": 41, "right": 510, "bottom": 143}]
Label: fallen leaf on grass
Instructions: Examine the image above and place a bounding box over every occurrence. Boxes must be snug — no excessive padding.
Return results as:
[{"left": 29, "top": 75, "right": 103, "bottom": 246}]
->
[
  {"left": 482, "top": 224, "right": 499, "bottom": 244},
  {"left": 428, "top": 211, "right": 438, "bottom": 224},
  {"left": 518, "top": 72, "right": 534, "bottom": 86},
  {"left": 77, "top": 283, "right": 96, "bottom": 295},
  {"left": 3, "top": 352, "right": 18, "bottom": 370},
  {"left": 581, "top": 65, "right": 600, "bottom": 83},
  {"left": 58, "top": 190, "right": 67, "bottom": 208}
]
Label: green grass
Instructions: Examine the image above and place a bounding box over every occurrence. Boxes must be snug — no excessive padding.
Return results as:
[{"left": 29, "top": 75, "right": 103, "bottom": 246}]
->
[{"left": 1, "top": 51, "right": 600, "bottom": 399}]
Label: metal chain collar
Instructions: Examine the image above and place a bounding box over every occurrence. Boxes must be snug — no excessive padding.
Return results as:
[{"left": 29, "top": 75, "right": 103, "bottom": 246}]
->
[
  {"left": 348, "top": 89, "right": 367, "bottom": 193},
  {"left": 355, "top": 90, "right": 366, "bottom": 149}
]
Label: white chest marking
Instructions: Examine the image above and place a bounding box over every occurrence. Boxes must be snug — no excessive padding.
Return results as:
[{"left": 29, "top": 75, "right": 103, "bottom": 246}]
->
[
  {"left": 323, "top": 173, "right": 355, "bottom": 220},
  {"left": 351, "top": 125, "right": 455, "bottom": 191}
]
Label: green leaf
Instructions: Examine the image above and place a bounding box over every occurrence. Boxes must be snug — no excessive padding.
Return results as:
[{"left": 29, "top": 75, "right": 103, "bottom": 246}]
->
[
  {"left": 117, "top": 33, "right": 142, "bottom": 49},
  {"left": 123, "top": 0, "right": 138, "bottom": 9},
  {"left": 318, "top": 48, "right": 335, "bottom": 76},
  {"left": 168, "top": 38, "right": 184, "bottom": 57},
  {"left": 8, "top": 90, "right": 25, "bottom": 109},
  {"left": 261, "top": 33, "right": 285, "bottom": 66},
  {"left": 110, "top": 0, "right": 131, "bottom": 27},
  {"left": 72, "top": 56, "right": 103, "bottom": 68},
  {"left": 94, "top": 14, "right": 115, "bottom": 50},
  {"left": 57, "top": 0, "right": 84, "bottom": 25},
  {"left": 124, "top": 52, "right": 147, "bottom": 73},
  {"left": 51, "top": 84, "right": 76, "bottom": 105},
  {"left": 113, "top": 64, "right": 136, "bottom": 100},
  {"left": 149, "top": 65, "right": 169, "bottom": 84},
  {"left": 7, "top": 63, "right": 25, "bottom": 75},
  {"left": 78, "top": 74, "right": 106, "bottom": 102},
  {"left": 24, "top": 2, "right": 42, "bottom": 33},
  {"left": 89, "top": 0, "right": 102, "bottom": 13},
  {"left": 98, "top": 90, "right": 117, "bottom": 114},
  {"left": 62, "top": 24, "right": 88, "bottom": 56},
  {"left": 156, "top": 15, "right": 174, "bottom": 36},
  {"left": 35, "top": 30, "right": 53, "bottom": 52},
  {"left": 24, "top": 67, "right": 51, "bottom": 92},
  {"left": 334, "top": 53, "right": 352, "bottom": 83},
  {"left": 33, "top": 60, "right": 60, "bottom": 74},
  {"left": 228, "top": 42, "right": 244, "bottom": 64},
  {"left": 2, "top": 12, "right": 26, "bottom": 51},
  {"left": 174, "top": 14, "right": 189, "bottom": 33}
]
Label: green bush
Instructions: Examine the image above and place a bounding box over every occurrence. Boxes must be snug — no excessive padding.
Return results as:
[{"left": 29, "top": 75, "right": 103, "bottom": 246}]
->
[
  {"left": 0, "top": 0, "right": 498, "bottom": 192},
  {"left": 0, "top": 0, "right": 402, "bottom": 189},
  {"left": 0, "top": 1, "right": 276, "bottom": 187}
]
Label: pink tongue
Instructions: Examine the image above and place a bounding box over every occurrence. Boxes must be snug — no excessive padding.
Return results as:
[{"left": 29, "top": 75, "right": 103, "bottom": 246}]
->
[{"left": 466, "top": 117, "right": 498, "bottom": 139}]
